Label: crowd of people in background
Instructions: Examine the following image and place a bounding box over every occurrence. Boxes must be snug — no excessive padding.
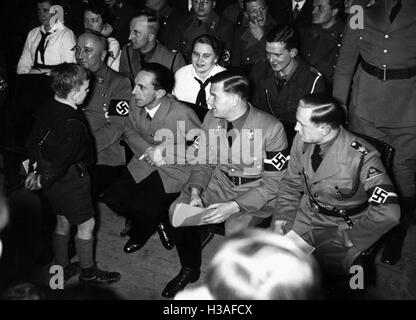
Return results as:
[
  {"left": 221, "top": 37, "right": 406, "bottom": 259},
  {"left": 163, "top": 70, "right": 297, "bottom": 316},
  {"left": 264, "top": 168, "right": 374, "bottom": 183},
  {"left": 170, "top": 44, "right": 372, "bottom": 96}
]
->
[{"left": 0, "top": 0, "right": 415, "bottom": 300}]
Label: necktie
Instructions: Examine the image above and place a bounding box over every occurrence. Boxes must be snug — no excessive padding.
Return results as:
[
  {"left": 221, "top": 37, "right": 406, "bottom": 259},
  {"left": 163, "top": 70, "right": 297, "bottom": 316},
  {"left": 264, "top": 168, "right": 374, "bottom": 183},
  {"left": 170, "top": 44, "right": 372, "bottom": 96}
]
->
[
  {"left": 293, "top": 3, "right": 300, "bottom": 20},
  {"left": 311, "top": 144, "right": 322, "bottom": 172},
  {"left": 275, "top": 77, "right": 287, "bottom": 92},
  {"left": 34, "top": 31, "right": 51, "bottom": 65},
  {"left": 194, "top": 77, "right": 211, "bottom": 110},
  {"left": 146, "top": 112, "right": 152, "bottom": 122},
  {"left": 389, "top": 0, "right": 402, "bottom": 23},
  {"left": 227, "top": 121, "right": 234, "bottom": 147}
]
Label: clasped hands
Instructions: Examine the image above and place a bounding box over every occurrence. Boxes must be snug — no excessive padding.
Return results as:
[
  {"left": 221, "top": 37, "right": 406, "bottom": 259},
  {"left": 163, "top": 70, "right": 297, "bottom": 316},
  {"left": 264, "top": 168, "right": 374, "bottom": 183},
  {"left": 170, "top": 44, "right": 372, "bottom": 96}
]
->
[{"left": 189, "top": 188, "right": 240, "bottom": 224}]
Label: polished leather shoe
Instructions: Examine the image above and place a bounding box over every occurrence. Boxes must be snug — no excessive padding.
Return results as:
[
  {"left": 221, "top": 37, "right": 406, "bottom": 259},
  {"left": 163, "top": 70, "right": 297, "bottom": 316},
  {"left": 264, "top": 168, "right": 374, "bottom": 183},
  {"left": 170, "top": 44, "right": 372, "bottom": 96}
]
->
[
  {"left": 162, "top": 267, "right": 200, "bottom": 298},
  {"left": 157, "top": 222, "right": 175, "bottom": 250},
  {"left": 123, "top": 237, "right": 148, "bottom": 254},
  {"left": 381, "top": 235, "right": 404, "bottom": 265}
]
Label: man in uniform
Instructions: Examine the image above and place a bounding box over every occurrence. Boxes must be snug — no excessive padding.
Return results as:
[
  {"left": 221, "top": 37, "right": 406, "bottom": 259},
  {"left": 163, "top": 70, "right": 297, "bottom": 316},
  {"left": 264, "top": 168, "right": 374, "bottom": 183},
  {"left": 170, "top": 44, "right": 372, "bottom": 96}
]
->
[
  {"left": 162, "top": 70, "right": 289, "bottom": 298},
  {"left": 145, "top": 0, "right": 187, "bottom": 50},
  {"left": 119, "top": 10, "right": 186, "bottom": 84},
  {"left": 231, "top": 0, "right": 276, "bottom": 74},
  {"left": 269, "top": 0, "right": 313, "bottom": 32},
  {"left": 103, "top": 63, "right": 201, "bottom": 254},
  {"left": 104, "top": 0, "right": 141, "bottom": 46},
  {"left": 299, "top": 0, "right": 345, "bottom": 87},
  {"left": 171, "top": 0, "right": 234, "bottom": 64},
  {"left": 76, "top": 31, "right": 132, "bottom": 197},
  {"left": 273, "top": 93, "right": 400, "bottom": 276},
  {"left": 251, "top": 24, "right": 326, "bottom": 145},
  {"left": 333, "top": 0, "right": 416, "bottom": 265}
]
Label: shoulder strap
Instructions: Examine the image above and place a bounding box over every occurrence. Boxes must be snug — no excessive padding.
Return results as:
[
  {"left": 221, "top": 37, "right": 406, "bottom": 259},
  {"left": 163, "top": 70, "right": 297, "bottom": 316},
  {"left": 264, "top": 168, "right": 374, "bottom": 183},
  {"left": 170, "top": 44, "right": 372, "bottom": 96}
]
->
[{"left": 170, "top": 51, "right": 179, "bottom": 73}]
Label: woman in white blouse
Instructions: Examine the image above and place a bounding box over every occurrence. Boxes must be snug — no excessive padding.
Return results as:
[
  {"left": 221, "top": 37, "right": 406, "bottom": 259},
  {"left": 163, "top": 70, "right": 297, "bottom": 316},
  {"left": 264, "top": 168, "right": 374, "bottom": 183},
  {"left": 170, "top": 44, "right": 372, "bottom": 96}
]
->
[
  {"left": 17, "top": 0, "right": 76, "bottom": 75},
  {"left": 173, "top": 34, "right": 226, "bottom": 121},
  {"left": 83, "top": 1, "right": 121, "bottom": 71}
]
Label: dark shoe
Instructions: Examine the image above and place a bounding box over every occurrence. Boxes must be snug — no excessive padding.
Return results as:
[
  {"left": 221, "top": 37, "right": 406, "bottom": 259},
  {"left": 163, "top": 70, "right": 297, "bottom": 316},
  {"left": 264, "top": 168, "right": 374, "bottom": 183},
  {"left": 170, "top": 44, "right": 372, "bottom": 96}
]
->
[
  {"left": 120, "top": 218, "right": 132, "bottom": 237},
  {"left": 79, "top": 266, "right": 121, "bottom": 286},
  {"left": 381, "top": 235, "right": 405, "bottom": 265},
  {"left": 64, "top": 262, "right": 81, "bottom": 281},
  {"left": 162, "top": 267, "right": 200, "bottom": 298},
  {"left": 123, "top": 236, "right": 149, "bottom": 254},
  {"left": 157, "top": 222, "right": 175, "bottom": 250}
]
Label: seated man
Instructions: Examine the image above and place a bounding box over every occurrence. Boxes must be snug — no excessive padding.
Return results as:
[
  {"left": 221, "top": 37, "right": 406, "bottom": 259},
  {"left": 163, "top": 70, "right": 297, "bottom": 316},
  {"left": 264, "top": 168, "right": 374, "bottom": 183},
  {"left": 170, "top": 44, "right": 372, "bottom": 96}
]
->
[
  {"left": 273, "top": 93, "right": 400, "bottom": 276},
  {"left": 251, "top": 24, "right": 326, "bottom": 145},
  {"left": 231, "top": 0, "right": 276, "bottom": 74},
  {"left": 76, "top": 31, "right": 132, "bottom": 197},
  {"left": 119, "top": 9, "right": 186, "bottom": 84},
  {"left": 162, "top": 70, "right": 289, "bottom": 298},
  {"left": 103, "top": 63, "right": 201, "bottom": 253}
]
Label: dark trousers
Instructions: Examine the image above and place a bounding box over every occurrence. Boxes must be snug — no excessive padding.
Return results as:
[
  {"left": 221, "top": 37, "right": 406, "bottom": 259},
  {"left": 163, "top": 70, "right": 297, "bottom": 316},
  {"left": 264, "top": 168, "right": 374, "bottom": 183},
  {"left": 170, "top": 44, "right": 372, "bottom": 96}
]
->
[
  {"left": 88, "top": 165, "right": 124, "bottom": 199},
  {"left": 174, "top": 225, "right": 206, "bottom": 270},
  {"left": 103, "top": 168, "right": 179, "bottom": 241}
]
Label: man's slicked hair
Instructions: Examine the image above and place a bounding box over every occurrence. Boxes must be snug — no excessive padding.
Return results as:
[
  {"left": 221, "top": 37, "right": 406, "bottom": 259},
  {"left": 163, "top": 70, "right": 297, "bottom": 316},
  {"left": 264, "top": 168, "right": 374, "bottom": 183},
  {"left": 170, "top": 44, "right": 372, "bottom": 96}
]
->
[
  {"left": 266, "top": 24, "right": 299, "bottom": 51},
  {"left": 210, "top": 70, "right": 250, "bottom": 100},
  {"left": 140, "top": 62, "right": 174, "bottom": 93},
  {"left": 300, "top": 93, "right": 346, "bottom": 129}
]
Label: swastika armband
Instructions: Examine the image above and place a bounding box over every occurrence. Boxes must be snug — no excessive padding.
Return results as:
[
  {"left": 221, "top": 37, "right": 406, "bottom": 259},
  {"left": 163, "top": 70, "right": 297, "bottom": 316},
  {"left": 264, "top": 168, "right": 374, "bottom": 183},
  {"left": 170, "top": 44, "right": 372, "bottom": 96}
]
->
[
  {"left": 351, "top": 141, "right": 369, "bottom": 155},
  {"left": 108, "top": 100, "right": 130, "bottom": 116},
  {"left": 367, "top": 185, "right": 398, "bottom": 205},
  {"left": 264, "top": 149, "right": 290, "bottom": 171}
]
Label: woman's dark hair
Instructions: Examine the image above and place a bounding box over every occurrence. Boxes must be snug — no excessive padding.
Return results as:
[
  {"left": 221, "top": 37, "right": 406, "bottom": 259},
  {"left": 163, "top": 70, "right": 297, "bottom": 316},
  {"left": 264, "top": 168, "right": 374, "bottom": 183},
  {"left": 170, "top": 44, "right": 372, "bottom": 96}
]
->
[
  {"left": 50, "top": 63, "right": 90, "bottom": 99},
  {"left": 192, "top": 34, "right": 222, "bottom": 59},
  {"left": 84, "top": 0, "right": 112, "bottom": 25},
  {"left": 140, "top": 62, "right": 174, "bottom": 93}
]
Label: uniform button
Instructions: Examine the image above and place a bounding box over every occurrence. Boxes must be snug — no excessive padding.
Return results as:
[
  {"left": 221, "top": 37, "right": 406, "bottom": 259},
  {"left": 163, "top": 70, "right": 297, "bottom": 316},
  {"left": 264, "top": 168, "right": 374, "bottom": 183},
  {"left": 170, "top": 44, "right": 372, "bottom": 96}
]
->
[
  {"left": 385, "top": 34, "right": 389, "bottom": 39},
  {"left": 382, "top": 64, "right": 386, "bottom": 68},
  {"left": 337, "top": 43, "right": 341, "bottom": 47},
  {"left": 150, "top": 133, "right": 155, "bottom": 137},
  {"left": 228, "top": 159, "right": 232, "bottom": 164},
  {"left": 314, "top": 193, "right": 319, "bottom": 198},
  {"left": 231, "top": 168, "right": 235, "bottom": 172},
  {"left": 246, "top": 57, "right": 250, "bottom": 61},
  {"left": 210, "top": 146, "right": 214, "bottom": 150},
  {"left": 359, "top": 36, "right": 363, "bottom": 40},
  {"left": 383, "top": 49, "right": 388, "bottom": 53}
]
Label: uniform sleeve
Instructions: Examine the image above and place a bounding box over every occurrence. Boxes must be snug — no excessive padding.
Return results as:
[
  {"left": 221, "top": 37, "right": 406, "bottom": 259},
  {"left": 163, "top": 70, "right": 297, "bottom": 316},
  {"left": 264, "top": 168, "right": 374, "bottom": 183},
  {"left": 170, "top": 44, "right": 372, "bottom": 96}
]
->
[
  {"left": 172, "top": 52, "right": 187, "bottom": 74},
  {"left": 347, "top": 150, "right": 400, "bottom": 251},
  {"left": 272, "top": 134, "right": 304, "bottom": 230},
  {"left": 234, "top": 121, "right": 288, "bottom": 213},
  {"left": 17, "top": 31, "right": 35, "bottom": 74},
  {"left": 332, "top": 15, "right": 360, "bottom": 104},
  {"left": 58, "top": 29, "right": 76, "bottom": 63},
  {"left": 92, "top": 76, "right": 132, "bottom": 153}
]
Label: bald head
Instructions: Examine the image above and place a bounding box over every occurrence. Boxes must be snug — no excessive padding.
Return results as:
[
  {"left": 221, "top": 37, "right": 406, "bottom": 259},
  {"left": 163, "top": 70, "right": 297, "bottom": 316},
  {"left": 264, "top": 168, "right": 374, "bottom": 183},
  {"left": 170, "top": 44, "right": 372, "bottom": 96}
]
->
[{"left": 76, "top": 32, "right": 107, "bottom": 73}]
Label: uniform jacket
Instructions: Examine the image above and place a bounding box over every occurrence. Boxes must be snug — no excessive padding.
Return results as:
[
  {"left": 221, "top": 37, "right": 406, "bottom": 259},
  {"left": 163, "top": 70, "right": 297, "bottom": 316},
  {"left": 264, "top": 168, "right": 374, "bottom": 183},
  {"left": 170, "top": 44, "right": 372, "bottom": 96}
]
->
[
  {"left": 269, "top": 0, "right": 313, "bottom": 31},
  {"left": 156, "top": 2, "right": 187, "bottom": 50},
  {"left": 119, "top": 41, "right": 186, "bottom": 84},
  {"left": 172, "top": 11, "right": 234, "bottom": 63},
  {"left": 251, "top": 58, "right": 326, "bottom": 123},
  {"left": 184, "top": 105, "right": 288, "bottom": 218},
  {"left": 333, "top": 0, "right": 416, "bottom": 127},
  {"left": 231, "top": 16, "right": 276, "bottom": 72},
  {"left": 83, "top": 64, "right": 132, "bottom": 167},
  {"left": 109, "top": 0, "right": 138, "bottom": 46},
  {"left": 274, "top": 127, "right": 400, "bottom": 272},
  {"left": 124, "top": 94, "right": 201, "bottom": 193},
  {"left": 299, "top": 19, "right": 345, "bottom": 85}
]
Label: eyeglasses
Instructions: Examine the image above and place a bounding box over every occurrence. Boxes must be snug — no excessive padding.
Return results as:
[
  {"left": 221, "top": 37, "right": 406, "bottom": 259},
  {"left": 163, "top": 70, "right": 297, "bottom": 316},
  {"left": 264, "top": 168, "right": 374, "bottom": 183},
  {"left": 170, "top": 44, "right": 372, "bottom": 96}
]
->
[{"left": 246, "top": 6, "right": 267, "bottom": 16}]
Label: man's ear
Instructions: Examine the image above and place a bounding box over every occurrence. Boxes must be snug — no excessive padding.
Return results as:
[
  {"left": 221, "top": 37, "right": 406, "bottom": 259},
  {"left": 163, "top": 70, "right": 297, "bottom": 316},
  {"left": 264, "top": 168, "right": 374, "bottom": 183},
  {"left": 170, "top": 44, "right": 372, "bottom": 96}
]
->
[
  {"left": 101, "top": 50, "right": 107, "bottom": 62},
  {"left": 149, "top": 32, "right": 156, "bottom": 42},
  {"left": 332, "top": 8, "right": 339, "bottom": 18},
  {"left": 321, "top": 124, "right": 331, "bottom": 137},
  {"left": 290, "top": 48, "right": 298, "bottom": 59},
  {"left": 155, "top": 88, "right": 166, "bottom": 100}
]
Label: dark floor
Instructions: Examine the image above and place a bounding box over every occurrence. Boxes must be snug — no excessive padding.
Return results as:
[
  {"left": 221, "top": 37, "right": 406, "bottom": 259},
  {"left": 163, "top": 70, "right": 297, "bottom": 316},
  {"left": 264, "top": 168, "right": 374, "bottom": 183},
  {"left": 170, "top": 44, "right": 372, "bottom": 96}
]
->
[{"left": 0, "top": 160, "right": 415, "bottom": 300}]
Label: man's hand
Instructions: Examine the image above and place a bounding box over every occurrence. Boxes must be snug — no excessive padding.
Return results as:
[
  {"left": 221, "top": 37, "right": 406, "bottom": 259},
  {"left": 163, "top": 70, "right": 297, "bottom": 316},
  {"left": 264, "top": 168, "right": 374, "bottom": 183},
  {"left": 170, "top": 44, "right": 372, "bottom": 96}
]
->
[
  {"left": 248, "top": 20, "right": 264, "bottom": 40},
  {"left": 202, "top": 201, "right": 240, "bottom": 224},
  {"left": 189, "top": 187, "right": 204, "bottom": 208},
  {"left": 273, "top": 220, "right": 288, "bottom": 235},
  {"left": 25, "top": 173, "right": 42, "bottom": 191},
  {"left": 140, "top": 146, "right": 166, "bottom": 167}
]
